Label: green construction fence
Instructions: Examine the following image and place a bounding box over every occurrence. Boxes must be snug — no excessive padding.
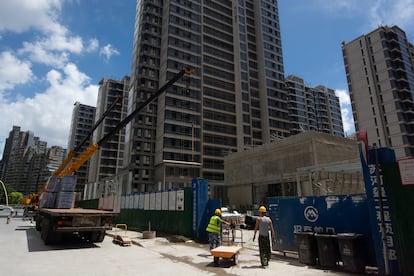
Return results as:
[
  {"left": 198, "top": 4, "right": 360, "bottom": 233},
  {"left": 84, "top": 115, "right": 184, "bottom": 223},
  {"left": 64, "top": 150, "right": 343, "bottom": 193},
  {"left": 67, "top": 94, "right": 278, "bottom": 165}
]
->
[{"left": 76, "top": 187, "right": 193, "bottom": 237}]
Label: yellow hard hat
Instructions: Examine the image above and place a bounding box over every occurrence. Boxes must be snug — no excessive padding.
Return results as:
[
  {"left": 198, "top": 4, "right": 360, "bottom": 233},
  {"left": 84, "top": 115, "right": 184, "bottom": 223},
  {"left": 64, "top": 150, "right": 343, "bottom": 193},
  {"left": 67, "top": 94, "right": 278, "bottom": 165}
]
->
[
  {"left": 259, "top": 206, "right": 267, "bottom": 213},
  {"left": 215, "top": 208, "right": 222, "bottom": 215}
]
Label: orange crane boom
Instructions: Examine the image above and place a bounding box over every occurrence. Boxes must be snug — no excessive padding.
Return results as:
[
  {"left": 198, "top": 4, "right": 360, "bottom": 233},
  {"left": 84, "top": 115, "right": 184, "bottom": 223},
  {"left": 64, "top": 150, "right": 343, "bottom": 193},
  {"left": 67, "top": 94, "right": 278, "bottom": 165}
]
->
[{"left": 22, "top": 67, "right": 193, "bottom": 206}]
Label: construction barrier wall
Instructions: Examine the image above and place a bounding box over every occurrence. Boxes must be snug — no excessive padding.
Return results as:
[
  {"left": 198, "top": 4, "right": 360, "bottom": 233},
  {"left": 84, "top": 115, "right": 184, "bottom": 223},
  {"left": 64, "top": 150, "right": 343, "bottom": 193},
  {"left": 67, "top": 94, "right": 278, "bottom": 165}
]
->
[
  {"left": 382, "top": 161, "right": 414, "bottom": 276},
  {"left": 75, "top": 190, "right": 192, "bottom": 236},
  {"left": 268, "top": 194, "right": 376, "bottom": 266},
  {"left": 76, "top": 180, "right": 214, "bottom": 241},
  {"left": 112, "top": 187, "right": 193, "bottom": 237}
]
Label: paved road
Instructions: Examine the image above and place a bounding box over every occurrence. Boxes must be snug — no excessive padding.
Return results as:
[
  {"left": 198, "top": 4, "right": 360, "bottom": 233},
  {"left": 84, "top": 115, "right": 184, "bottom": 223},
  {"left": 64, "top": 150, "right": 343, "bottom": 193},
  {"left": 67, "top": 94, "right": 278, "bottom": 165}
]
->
[
  {"left": 0, "top": 210, "right": 359, "bottom": 276},
  {"left": 0, "top": 212, "right": 212, "bottom": 276},
  {"left": 106, "top": 227, "right": 356, "bottom": 276}
]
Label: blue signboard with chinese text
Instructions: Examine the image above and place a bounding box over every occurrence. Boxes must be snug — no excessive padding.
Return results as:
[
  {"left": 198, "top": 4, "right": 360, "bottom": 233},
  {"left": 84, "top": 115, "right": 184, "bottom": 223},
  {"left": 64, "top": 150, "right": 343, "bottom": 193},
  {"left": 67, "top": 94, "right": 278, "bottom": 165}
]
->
[
  {"left": 191, "top": 178, "right": 208, "bottom": 241},
  {"left": 268, "top": 194, "right": 376, "bottom": 265}
]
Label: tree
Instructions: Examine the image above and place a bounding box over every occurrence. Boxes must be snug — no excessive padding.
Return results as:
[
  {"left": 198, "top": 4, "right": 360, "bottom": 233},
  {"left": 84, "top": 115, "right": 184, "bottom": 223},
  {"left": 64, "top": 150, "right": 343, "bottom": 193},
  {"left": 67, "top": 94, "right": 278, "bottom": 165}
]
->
[
  {"left": 0, "top": 182, "right": 17, "bottom": 204},
  {"left": 9, "top": 192, "right": 24, "bottom": 204}
]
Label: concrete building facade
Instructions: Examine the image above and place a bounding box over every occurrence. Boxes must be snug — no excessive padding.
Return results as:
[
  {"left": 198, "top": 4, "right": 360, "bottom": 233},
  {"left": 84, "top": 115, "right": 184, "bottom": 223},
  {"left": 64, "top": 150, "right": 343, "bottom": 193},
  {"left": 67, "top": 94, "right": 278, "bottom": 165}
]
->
[
  {"left": 45, "top": 146, "right": 67, "bottom": 173},
  {"left": 224, "top": 131, "right": 364, "bottom": 208},
  {"left": 87, "top": 77, "right": 129, "bottom": 186},
  {"left": 0, "top": 126, "right": 50, "bottom": 195},
  {"left": 285, "top": 75, "right": 344, "bottom": 137},
  {"left": 125, "top": 0, "right": 287, "bottom": 194},
  {"left": 67, "top": 102, "right": 96, "bottom": 193},
  {"left": 342, "top": 25, "right": 414, "bottom": 159}
]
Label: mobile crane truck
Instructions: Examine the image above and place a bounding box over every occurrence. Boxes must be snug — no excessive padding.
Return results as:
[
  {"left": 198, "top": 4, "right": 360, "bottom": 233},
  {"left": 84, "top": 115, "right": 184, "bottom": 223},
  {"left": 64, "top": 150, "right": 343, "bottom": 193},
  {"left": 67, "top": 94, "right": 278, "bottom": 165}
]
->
[{"left": 31, "top": 67, "right": 193, "bottom": 245}]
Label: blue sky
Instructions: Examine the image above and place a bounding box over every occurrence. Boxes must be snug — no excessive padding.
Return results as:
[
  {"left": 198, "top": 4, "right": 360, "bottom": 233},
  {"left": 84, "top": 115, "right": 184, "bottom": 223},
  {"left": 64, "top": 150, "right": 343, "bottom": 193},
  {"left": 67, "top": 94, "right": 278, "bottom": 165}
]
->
[{"left": 0, "top": 0, "right": 414, "bottom": 158}]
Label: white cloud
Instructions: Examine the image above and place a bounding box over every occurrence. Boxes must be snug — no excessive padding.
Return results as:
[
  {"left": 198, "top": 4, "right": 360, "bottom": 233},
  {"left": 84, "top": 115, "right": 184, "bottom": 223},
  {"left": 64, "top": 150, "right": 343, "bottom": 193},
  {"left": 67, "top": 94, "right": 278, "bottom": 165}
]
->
[
  {"left": 369, "top": 0, "right": 414, "bottom": 32},
  {"left": 16, "top": 17, "right": 84, "bottom": 67},
  {"left": 0, "top": 0, "right": 63, "bottom": 33},
  {"left": 99, "top": 44, "right": 120, "bottom": 62},
  {"left": 0, "top": 0, "right": 105, "bottom": 159},
  {"left": 45, "top": 29, "right": 84, "bottom": 53},
  {"left": 335, "top": 89, "right": 351, "bottom": 105},
  {"left": 0, "top": 63, "right": 98, "bottom": 157},
  {"left": 335, "top": 89, "right": 355, "bottom": 135},
  {"left": 19, "top": 41, "right": 70, "bottom": 68},
  {"left": 86, "top": 38, "right": 99, "bottom": 53},
  {"left": 313, "top": 0, "right": 414, "bottom": 33},
  {"left": 1, "top": 1, "right": 95, "bottom": 69},
  {"left": 0, "top": 51, "right": 33, "bottom": 91}
]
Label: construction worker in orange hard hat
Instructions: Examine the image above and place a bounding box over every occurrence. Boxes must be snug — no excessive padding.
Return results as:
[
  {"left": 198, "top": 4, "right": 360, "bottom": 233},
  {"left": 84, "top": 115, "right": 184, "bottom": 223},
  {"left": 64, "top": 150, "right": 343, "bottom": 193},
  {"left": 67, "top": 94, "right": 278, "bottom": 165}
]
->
[
  {"left": 253, "top": 205, "right": 276, "bottom": 268},
  {"left": 206, "top": 208, "right": 230, "bottom": 251}
]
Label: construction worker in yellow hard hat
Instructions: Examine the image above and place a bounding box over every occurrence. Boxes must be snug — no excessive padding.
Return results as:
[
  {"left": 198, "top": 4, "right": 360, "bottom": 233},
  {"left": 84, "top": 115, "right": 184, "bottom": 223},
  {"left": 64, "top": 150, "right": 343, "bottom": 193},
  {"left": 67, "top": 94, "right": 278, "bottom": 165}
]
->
[
  {"left": 253, "top": 205, "right": 276, "bottom": 268},
  {"left": 206, "top": 208, "right": 230, "bottom": 251}
]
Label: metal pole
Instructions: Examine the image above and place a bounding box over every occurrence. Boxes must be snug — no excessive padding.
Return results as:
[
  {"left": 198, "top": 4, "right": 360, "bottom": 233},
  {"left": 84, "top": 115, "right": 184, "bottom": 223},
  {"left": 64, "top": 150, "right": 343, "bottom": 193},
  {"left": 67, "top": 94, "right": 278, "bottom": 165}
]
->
[
  {"left": 373, "top": 144, "right": 390, "bottom": 275},
  {"left": 0, "top": 180, "right": 8, "bottom": 206}
]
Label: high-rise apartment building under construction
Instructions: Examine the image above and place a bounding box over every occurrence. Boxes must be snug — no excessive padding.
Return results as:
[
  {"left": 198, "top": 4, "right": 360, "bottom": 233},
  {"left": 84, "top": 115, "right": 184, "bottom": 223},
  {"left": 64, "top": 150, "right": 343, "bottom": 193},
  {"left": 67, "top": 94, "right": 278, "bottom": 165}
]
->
[
  {"left": 88, "top": 77, "right": 129, "bottom": 187},
  {"left": 342, "top": 25, "right": 414, "bottom": 159},
  {"left": 124, "top": 0, "right": 287, "bottom": 193}
]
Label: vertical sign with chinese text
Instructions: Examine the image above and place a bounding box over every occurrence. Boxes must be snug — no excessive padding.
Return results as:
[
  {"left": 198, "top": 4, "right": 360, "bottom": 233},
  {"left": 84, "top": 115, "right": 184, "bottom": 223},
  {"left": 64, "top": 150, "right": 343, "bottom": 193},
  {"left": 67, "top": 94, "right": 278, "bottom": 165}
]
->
[{"left": 362, "top": 148, "right": 400, "bottom": 275}]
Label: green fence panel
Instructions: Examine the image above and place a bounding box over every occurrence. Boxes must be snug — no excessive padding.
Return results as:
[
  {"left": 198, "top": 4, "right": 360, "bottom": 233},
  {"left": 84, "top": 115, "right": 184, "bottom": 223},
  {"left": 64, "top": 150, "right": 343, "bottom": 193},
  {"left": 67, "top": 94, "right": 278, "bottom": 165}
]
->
[
  {"left": 75, "top": 199, "right": 99, "bottom": 209},
  {"left": 112, "top": 187, "right": 193, "bottom": 237},
  {"left": 76, "top": 187, "right": 194, "bottom": 237}
]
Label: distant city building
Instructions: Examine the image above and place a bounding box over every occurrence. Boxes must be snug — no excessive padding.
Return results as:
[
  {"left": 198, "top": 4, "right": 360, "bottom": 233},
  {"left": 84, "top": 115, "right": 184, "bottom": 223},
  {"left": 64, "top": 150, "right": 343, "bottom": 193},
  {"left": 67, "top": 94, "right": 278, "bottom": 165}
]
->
[
  {"left": 87, "top": 77, "right": 129, "bottom": 186},
  {"left": 285, "top": 75, "right": 344, "bottom": 137},
  {"left": 342, "top": 25, "right": 414, "bottom": 159},
  {"left": 67, "top": 102, "right": 96, "bottom": 193},
  {"left": 0, "top": 126, "right": 50, "bottom": 194},
  {"left": 46, "top": 146, "right": 67, "bottom": 172}
]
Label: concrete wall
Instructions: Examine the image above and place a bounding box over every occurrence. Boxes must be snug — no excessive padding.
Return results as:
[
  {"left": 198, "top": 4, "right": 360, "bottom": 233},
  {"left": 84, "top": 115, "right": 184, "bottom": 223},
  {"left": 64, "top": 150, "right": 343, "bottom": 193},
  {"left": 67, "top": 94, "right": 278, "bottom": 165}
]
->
[
  {"left": 224, "top": 131, "right": 364, "bottom": 207},
  {"left": 227, "top": 185, "right": 252, "bottom": 208},
  {"left": 225, "top": 132, "right": 359, "bottom": 185}
]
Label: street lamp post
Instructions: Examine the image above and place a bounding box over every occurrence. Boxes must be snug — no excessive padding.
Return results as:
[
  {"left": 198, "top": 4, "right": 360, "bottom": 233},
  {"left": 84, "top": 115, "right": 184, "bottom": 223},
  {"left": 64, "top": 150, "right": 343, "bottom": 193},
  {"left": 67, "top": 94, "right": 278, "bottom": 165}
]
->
[{"left": 0, "top": 180, "right": 9, "bottom": 206}]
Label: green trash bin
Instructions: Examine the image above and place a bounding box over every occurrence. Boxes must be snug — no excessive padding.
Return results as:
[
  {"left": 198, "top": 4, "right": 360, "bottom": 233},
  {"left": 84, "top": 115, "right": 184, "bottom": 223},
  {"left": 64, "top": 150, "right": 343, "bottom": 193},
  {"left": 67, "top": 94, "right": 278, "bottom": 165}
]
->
[
  {"left": 337, "top": 233, "right": 367, "bottom": 273},
  {"left": 315, "top": 233, "right": 340, "bottom": 268},
  {"left": 295, "top": 232, "right": 318, "bottom": 265}
]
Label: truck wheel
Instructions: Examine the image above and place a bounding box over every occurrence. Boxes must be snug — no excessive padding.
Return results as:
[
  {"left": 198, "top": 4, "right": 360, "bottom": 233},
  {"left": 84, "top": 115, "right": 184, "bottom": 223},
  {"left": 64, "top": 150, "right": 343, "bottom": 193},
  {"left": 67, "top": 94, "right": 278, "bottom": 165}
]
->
[
  {"left": 41, "top": 218, "right": 61, "bottom": 245},
  {"left": 90, "top": 231, "right": 105, "bottom": 243},
  {"left": 95, "top": 231, "right": 105, "bottom": 242},
  {"left": 41, "top": 218, "right": 51, "bottom": 244},
  {"left": 35, "top": 215, "right": 42, "bottom": 231}
]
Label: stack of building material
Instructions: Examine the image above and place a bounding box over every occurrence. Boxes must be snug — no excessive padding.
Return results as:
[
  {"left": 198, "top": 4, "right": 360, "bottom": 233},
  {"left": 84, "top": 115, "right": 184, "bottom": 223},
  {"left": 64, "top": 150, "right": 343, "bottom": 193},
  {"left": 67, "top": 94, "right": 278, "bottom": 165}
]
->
[
  {"left": 55, "top": 175, "right": 76, "bottom": 208},
  {"left": 39, "top": 177, "right": 61, "bottom": 208},
  {"left": 221, "top": 207, "right": 245, "bottom": 225},
  {"left": 39, "top": 175, "right": 77, "bottom": 209}
]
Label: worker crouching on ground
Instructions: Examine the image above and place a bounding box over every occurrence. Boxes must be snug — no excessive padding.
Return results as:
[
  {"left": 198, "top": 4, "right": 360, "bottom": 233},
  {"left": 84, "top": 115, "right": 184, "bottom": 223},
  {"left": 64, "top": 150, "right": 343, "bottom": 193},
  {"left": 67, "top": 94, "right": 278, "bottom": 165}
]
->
[
  {"left": 253, "top": 206, "right": 276, "bottom": 268},
  {"left": 206, "top": 208, "right": 230, "bottom": 250}
]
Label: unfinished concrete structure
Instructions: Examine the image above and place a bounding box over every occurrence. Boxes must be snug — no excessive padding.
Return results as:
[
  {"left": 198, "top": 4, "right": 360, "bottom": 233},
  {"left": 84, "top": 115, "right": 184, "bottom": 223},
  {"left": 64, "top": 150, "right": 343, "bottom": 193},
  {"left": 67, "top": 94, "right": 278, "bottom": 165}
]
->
[{"left": 223, "top": 131, "right": 364, "bottom": 208}]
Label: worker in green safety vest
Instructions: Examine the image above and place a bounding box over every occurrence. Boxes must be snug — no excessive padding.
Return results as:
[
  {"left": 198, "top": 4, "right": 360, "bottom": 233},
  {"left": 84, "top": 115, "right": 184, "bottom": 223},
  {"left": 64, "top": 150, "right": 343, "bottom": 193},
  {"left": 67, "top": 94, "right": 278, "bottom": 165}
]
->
[{"left": 206, "top": 208, "right": 230, "bottom": 250}]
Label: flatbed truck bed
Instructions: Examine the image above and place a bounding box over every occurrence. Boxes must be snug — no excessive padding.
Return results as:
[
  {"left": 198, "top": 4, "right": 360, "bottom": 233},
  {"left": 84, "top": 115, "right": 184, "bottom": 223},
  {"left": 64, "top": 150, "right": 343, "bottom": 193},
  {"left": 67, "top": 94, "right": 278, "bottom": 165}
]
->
[
  {"left": 39, "top": 208, "right": 114, "bottom": 216},
  {"left": 35, "top": 208, "right": 116, "bottom": 245}
]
